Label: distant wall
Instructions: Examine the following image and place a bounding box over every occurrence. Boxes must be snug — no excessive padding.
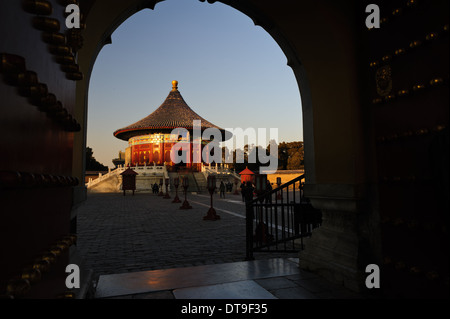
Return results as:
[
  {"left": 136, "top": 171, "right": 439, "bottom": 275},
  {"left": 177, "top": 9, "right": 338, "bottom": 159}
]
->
[{"left": 266, "top": 170, "right": 305, "bottom": 186}]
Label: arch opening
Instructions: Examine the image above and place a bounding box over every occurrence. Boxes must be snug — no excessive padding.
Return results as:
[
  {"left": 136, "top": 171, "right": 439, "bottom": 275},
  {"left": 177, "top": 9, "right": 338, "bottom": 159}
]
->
[
  {"left": 78, "top": 0, "right": 309, "bottom": 276},
  {"left": 85, "top": 0, "right": 306, "bottom": 174}
]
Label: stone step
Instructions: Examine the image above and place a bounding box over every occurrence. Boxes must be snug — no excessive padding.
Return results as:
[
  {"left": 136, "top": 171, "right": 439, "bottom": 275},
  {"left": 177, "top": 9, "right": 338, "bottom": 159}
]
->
[{"left": 94, "top": 258, "right": 301, "bottom": 299}]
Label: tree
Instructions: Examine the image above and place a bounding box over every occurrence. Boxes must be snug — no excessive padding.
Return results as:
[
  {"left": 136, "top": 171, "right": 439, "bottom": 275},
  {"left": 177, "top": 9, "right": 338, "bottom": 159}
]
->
[
  {"left": 221, "top": 140, "right": 304, "bottom": 172},
  {"left": 85, "top": 147, "right": 108, "bottom": 171},
  {"left": 278, "top": 142, "right": 289, "bottom": 170},
  {"left": 287, "top": 150, "right": 302, "bottom": 169},
  {"left": 277, "top": 141, "right": 304, "bottom": 170}
]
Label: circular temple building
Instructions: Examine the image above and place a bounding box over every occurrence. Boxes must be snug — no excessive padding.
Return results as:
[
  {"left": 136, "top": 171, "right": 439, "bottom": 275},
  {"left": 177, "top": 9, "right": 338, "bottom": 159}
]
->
[{"left": 113, "top": 81, "right": 228, "bottom": 172}]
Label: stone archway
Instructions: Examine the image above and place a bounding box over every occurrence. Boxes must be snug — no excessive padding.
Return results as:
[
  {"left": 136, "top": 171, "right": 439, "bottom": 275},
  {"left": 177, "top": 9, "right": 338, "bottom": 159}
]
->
[
  {"left": 74, "top": 0, "right": 376, "bottom": 292},
  {"left": 2, "top": 0, "right": 447, "bottom": 298}
]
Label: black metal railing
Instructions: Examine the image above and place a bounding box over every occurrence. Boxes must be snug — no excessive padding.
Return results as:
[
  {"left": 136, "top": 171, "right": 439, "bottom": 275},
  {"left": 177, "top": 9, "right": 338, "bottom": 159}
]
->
[{"left": 245, "top": 174, "right": 322, "bottom": 260}]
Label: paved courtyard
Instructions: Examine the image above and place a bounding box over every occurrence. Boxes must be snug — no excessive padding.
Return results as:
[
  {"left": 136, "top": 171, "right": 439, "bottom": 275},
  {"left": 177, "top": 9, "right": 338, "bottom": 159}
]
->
[
  {"left": 76, "top": 191, "right": 295, "bottom": 279},
  {"left": 75, "top": 191, "right": 365, "bottom": 299}
]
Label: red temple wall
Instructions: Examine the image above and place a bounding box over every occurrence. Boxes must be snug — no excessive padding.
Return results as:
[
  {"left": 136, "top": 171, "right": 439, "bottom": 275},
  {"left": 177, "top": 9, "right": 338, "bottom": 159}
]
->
[{"left": 130, "top": 142, "right": 204, "bottom": 170}]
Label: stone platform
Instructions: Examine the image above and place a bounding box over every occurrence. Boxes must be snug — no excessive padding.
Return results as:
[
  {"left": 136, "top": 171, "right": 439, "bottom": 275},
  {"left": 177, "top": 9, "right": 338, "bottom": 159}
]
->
[{"left": 95, "top": 258, "right": 360, "bottom": 299}]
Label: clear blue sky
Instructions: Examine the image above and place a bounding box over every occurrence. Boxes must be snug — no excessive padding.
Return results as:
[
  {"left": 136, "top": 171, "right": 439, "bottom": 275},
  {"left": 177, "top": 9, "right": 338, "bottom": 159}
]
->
[{"left": 87, "top": 0, "right": 303, "bottom": 167}]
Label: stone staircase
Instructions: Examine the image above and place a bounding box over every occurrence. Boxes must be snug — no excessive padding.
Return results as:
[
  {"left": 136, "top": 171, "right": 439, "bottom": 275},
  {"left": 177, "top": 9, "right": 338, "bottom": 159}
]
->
[
  {"left": 87, "top": 166, "right": 169, "bottom": 193},
  {"left": 170, "top": 172, "right": 202, "bottom": 193},
  {"left": 170, "top": 170, "right": 239, "bottom": 194},
  {"left": 193, "top": 172, "right": 207, "bottom": 193}
]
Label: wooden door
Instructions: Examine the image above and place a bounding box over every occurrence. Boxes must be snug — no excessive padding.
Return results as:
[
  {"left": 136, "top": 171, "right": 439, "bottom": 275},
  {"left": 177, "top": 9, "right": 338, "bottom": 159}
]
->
[
  {"left": 0, "top": 0, "right": 82, "bottom": 298},
  {"left": 365, "top": 0, "right": 449, "bottom": 298}
]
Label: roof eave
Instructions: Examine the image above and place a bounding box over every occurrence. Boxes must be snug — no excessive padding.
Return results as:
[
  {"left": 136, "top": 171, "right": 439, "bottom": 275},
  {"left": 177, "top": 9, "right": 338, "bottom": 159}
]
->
[{"left": 114, "top": 127, "right": 232, "bottom": 142}]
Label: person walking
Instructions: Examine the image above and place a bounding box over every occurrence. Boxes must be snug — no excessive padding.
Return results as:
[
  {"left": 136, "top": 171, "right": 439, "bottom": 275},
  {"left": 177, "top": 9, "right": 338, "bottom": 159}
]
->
[
  {"left": 240, "top": 182, "right": 246, "bottom": 202},
  {"left": 244, "top": 181, "right": 254, "bottom": 203},
  {"left": 219, "top": 181, "right": 226, "bottom": 198}
]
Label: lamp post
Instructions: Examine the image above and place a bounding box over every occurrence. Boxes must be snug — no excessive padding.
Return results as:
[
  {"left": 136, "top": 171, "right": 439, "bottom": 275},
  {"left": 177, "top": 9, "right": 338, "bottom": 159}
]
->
[
  {"left": 172, "top": 177, "right": 181, "bottom": 203},
  {"left": 254, "top": 174, "right": 270, "bottom": 244},
  {"left": 180, "top": 176, "right": 192, "bottom": 209},
  {"left": 203, "top": 175, "right": 220, "bottom": 220},
  {"left": 299, "top": 180, "right": 305, "bottom": 201},
  {"left": 255, "top": 174, "right": 267, "bottom": 201},
  {"left": 163, "top": 177, "right": 170, "bottom": 199},
  {"left": 158, "top": 178, "right": 164, "bottom": 196}
]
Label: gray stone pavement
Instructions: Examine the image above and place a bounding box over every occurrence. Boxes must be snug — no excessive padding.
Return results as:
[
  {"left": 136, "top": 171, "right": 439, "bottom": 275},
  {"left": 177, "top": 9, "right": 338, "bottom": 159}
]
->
[
  {"left": 76, "top": 191, "right": 294, "bottom": 277},
  {"left": 94, "top": 258, "right": 362, "bottom": 299},
  {"left": 75, "top": 190, "right": 363, "bottom": 299}
]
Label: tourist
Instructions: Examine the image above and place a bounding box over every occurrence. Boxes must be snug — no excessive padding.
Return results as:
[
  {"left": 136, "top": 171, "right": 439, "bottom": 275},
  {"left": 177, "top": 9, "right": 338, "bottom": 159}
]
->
[
  {"left": 219, "top": 181, "right": 225, "bottom": 198},
  {"left": 240, "top": 182, "right": 246, "bottom": 202},
  {"left": 244, "top": 181, "right": 255, "bottom": 203}
]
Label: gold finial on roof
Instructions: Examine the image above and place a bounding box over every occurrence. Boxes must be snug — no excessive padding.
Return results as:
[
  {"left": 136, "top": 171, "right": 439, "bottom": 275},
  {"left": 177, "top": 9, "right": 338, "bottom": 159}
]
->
[{"left": 172, "top": 80, "right": 178, "bottom": 91}]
